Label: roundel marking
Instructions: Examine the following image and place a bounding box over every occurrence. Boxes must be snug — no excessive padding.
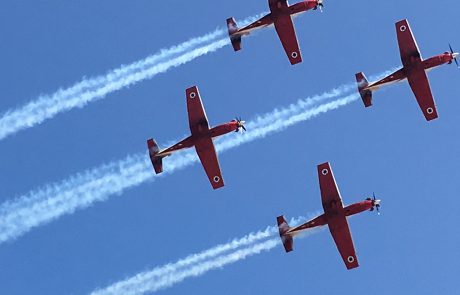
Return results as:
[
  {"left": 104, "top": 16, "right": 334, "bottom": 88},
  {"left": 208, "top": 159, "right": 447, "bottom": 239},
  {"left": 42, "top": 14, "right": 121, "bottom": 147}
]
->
[
  {"left": 213, "top": 176, "right": 221, "bottom": 183},
  {"left": 427, "top": 107, "right": 434, "bottom": 114},
  {"left": 322, "top": 169, "right": 329, "bottom": 176},
  {"left": 291, "top": 52, "right": 299, "bottom": 59},
  {"left": 347, "top": 256, "right": 355, "bottom": 263},
  {"left": 400, "top": 25, "right": 407, "bottom": 32},
  {"left": 190, "top": 92, "right": 197, "bottom": 99}
]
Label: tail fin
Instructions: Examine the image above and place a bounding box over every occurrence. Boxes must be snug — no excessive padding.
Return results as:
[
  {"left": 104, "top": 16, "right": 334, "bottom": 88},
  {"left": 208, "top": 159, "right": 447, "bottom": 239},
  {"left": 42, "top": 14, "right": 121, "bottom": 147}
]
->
[
  {"left": 355, "top": 72, "right": 373, "bottom": 107},
  {"left": 147, "top": 138, "right": 163, "bottom": 174},
  {"left": 226, "top": 17, "right": 242, "bottom": 51},
  {"left": 277, "top": 216, "right": 294, "bottom": 253}
]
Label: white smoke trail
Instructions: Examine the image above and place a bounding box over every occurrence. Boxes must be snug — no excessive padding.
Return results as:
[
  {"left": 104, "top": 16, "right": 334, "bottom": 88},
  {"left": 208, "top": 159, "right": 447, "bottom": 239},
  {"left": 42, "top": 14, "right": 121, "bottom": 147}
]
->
[
  {"left": 216, "top": 93, "right": 359, "bottom": 153},
  {"left": 0, "top": 79, "right": 359, "bottom": 244},
  {"left": 138, "top": 239, "right": 279, "bottom": 294},
  {"left": 0, "top": 13, "right": 269, "bottom": 141},
  {"left": 90, "top": 216, "right": 306, "bottom": 295},
  {"left": 0, "top": 86, "right": 358, "bottom": 244},
  {"left": 0, "top": 38, "right": 229, "bottom": 140},
  {"left": 93, "top": 239, "right": 280, "bottom": 295},
  {"left": 0, "top": 65, "right": 402, "bottom": 244},
  {"left": 92, "top": 224, "right": 321, "bottom": 295},
  {"left": 90, "top": 226, "right": 278, "bottom": 295}
]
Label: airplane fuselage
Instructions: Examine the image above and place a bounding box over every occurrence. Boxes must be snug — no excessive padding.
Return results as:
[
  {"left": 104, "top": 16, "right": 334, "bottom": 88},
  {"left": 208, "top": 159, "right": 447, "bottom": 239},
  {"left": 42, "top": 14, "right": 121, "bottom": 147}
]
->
[
  {"left": 368, "top": 52, "right": 456, "bottom": 91},
  {"left": 422, "top": 52, "right": 455, "bottom": 71},
  {"left": 286, "top": 199, "right": 374, "bottom": 236},
  {"left": 157, "top": 121, "right": 240, "bottom": 156}
]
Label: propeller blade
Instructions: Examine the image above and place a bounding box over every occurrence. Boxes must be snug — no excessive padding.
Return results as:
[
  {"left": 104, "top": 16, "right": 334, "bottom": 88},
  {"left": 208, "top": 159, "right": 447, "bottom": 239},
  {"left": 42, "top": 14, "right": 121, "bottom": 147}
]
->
[
  {"left": 242, "top": 125, "right": 247, "bottom": 132},
  {"left": 448, "top": 44, "right": 459, "bottom": 67}
]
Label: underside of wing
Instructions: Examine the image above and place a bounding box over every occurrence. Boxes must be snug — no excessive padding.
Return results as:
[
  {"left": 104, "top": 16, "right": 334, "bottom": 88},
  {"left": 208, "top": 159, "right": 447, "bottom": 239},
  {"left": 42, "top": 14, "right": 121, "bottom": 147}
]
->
[
  {"left": 328, "top": 216, "right": 359, "bottom": 270},
  {"left": 318, "top": 163, "right": 359, "bottom": 269},
  {"left": 407, "top": 69, "right": 438, "bottom": 121},
  {"left": 269, "top": 0, "right": 288, "bottom": 11},
  {"left": 195, "top": 138, "right": 224, "bottom": 190},
  {"left": 186, "top": 86, "right": 210, "bottom": 135},
  {"left": 269, "top": 0, "right": 288, "bottom": 5},
  {"left": 318, "top": 162, "right": 343, "bottom": 213},
  {"left": 274, "top": 14, "right": 302, "bottom": 65},
  {"left": 396, "top": 19, "right": 422, "bottom": 66}
]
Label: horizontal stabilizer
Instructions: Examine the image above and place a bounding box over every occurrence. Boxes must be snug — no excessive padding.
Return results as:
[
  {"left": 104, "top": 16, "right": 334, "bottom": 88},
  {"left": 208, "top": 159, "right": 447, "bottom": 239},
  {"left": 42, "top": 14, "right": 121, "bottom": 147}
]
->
[
  {"left": 227, "top": 17, "right": 242, "bottom": 51},
  {"left": 277, "top": 216, "right": 293, "bottom": 253},
  {"left": 355, "top": 72, "right": 373, "bottom": 107},
  {"left": 147, "top": 138, "right": 163, "bottom": 174}
]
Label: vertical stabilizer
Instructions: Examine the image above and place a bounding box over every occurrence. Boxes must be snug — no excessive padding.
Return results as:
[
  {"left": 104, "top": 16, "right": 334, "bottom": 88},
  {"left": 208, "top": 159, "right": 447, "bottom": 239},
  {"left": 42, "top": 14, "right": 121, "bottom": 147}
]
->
[
  {"left": 277, "top": 216, "right": 294, "bottom": 253},
  {"left": 147, "top": 138, "right": 163, "bottom": 174},
  {"left": 355, "top": 72, "right": 373, "bottom": 107},
  {"left": 226, "top": 17, "right": 242, "bottom": 51}
]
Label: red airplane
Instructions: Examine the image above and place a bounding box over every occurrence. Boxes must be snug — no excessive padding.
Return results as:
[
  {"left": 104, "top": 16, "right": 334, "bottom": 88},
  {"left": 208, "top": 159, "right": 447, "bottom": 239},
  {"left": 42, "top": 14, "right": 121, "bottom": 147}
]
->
[
  {"left": 356, "top": 19, "right": 459, "bottom": 121},
  {"left": 226, "top": 0, "right": 324, "bottom": 65},
  {"left": 277, "top": 162, "right": 381, "bottom": 270},
  {"left": 147, "top": 86, "right": 246, "bottom": 190}
]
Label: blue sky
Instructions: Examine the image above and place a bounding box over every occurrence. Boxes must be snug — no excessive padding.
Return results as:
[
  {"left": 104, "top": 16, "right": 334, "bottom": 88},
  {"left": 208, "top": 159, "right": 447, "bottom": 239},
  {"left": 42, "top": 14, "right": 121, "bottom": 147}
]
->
[{"left": 0, "top": 0, "right": 459, "bottom": 294}]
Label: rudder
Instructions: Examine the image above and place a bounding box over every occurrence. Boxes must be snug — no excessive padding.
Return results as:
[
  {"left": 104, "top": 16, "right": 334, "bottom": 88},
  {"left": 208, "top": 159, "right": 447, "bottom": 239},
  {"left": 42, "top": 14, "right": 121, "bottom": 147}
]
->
[
  {"left": 147, "top": 138, "right": 163, "bottom": 174},
  {"left": 355, "top": 72, "right": 373, "bottom": 107},
  {"left": 226, "top": 17, "right": 242, "bottom": 51},
  {"left": 277, "top": 216, "right": 294, "bottom": 253}
]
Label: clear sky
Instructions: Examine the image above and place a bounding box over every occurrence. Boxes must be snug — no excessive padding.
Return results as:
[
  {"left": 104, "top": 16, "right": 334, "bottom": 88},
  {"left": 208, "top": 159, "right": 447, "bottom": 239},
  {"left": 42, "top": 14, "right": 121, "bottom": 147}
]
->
[{"left": 0, "top": 0, "right": 459, "bottom": 294}]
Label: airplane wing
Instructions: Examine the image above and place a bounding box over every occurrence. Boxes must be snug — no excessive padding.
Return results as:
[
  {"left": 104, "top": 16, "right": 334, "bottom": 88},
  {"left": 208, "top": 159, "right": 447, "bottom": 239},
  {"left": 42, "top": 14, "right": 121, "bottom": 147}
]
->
[
  {"left": 273, "top": 14, "right": 302, "bottom": 65},
  {"left": 328, "top": 215, "right": 359, "bottom": 270},
  {"left": 195, "top": 138, "right": 224, "bottom": 190},
  {"left": 407, "top": 69, "right": 438, "bottom": 121},
  {"left": 396, "top": 19, "right": 422, "bottom": 66},
  {"left": 186, "top": 86, "right": 210, "bottom": 135},
  {"left": 318, "top": 162, "right": 359, "bottom": 270},
  {"left": 396, "top": 20, "right": 438, "bottom": 121},
  {"left": 318, "top": 162, "right": 343, "bottom": 211},
  {"left": 269, "top": 0, "right": 288, "bottom": 11}
]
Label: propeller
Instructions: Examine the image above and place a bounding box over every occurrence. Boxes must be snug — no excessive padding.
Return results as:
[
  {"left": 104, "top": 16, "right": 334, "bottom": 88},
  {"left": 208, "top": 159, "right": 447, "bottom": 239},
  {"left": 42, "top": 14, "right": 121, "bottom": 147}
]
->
[
  {"left": 315, "top": 0, "right": 324, "bottom": 12},
  {"left": 235, "top": 117, "right": 247, "bottom": 133},
  {"left": 449, "top": 44, "right": 459, "bottom": 68},
  {"left": 369, "top": 192, "right": 381, "bottom": 215}
]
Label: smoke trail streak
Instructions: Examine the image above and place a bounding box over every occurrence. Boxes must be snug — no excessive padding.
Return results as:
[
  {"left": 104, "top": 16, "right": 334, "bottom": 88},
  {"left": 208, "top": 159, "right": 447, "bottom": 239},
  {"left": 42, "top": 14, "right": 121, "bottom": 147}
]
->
[
  {"left": 0, "top": 12, "right": 270, "bottom": 141},
  {"left": 216, "top": 93, "right": 359, "bottom": 153},
  {"left": 91, "top": 227, "right": 277, "bottom": 295},
  {"left": 90, "top": 216, "right": 306, "bottom": 295},
  {"left": 91, "top": 225, "right": 321, "bottom": 295},
  {"left": 242, "top": 67, "right": 397, "bottom": 129},
  {"left": 0, "top": 38, "right": 229, "bottom": 140},
  {"left": 138, "top": 239, "right": 279, "bottom": 294},
  {"left": 93, "top": 239, "right": 279, "bottom": 295},
  {"left": 0, "top": 66, "right": 397, "bottom": 244},
  {"left": 0, "top": 88, "right": 357, "bottom": 244}
]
